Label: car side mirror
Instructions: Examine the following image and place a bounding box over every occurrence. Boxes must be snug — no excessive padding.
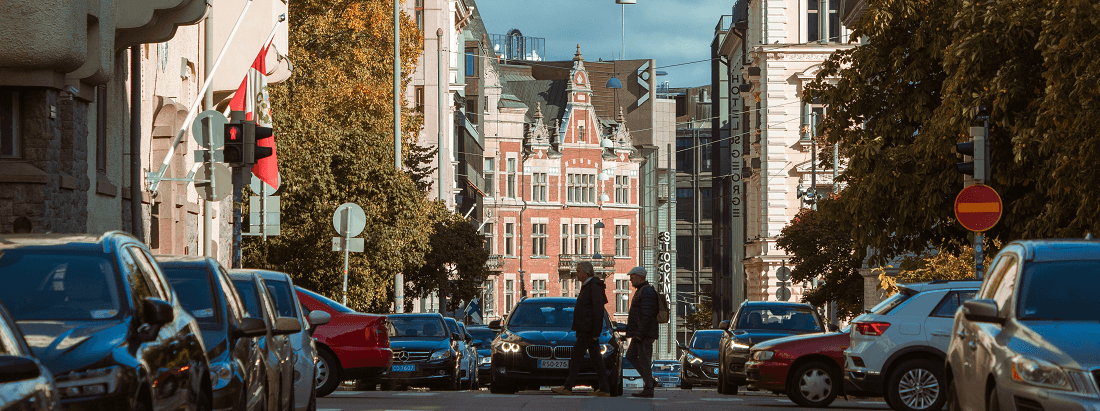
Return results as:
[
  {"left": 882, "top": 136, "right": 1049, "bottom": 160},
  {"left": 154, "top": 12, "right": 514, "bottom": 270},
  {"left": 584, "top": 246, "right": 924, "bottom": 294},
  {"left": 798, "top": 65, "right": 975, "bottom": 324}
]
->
[
  {"left": 237, "top": 317, "right": 267, "bottom": 338},
  {"left": 308, "top": 311, "right": 331, "bottom": 327},
  {"left": 488, "top": 320, "right": 501, "bottom": 330},
  {"left": 676, "top": 342, "right": 688, "bottom": 351},
  {"left": 452, "top": 332, "right": 462, "bottom": 341},
  {"left": 719, "top": 320, "right": 730, "bottom": 330},
  {"left": 0, "top": 356, "right": 41, "bottom": 383},
  {"left": 828, "top": 324, "right": 840, "bottom": 332},
  {"left": 273, "top": 317, "right": 302, "bottom": 335},
  {"left": 142, "top": 298, "right": 175, "bottom": 326},
  {"left": 471, "top": 339, "right": 483, "bottom": 347},
  {"left": 613, "top": 322, "right": 627, "bottom": 332},
  {"left": 962, "top": 299, "right": 1003, "bottom": 324}
]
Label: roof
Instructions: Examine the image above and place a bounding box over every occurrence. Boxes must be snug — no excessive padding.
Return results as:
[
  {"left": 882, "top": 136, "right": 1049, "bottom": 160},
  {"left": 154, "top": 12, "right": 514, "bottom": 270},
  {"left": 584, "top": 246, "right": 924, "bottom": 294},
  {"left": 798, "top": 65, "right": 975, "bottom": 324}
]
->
[
  {"left": 1010, "top": 239, "right": 1100, "bottom": 262},
  {"left": 741, "top": 300, "right": 813, "bottom": 308},
  {"left": 517, "top": 297, "right": 577, "bottom": 304},
  {"left": 898, "top": 279, "right": 982, "bottom": 294},
  {"left": 0, "top": 232, "right": 129, "bottom": 253},
  {"left": 387, "top": 313, "right": 445, "bottom": 318},
  {"left": 507, "top": 78, "right": 566, "bottom": 123},
  {"left": 154, "top": 254, "right": 209, "bottom": 264},
  {"left": 234, "top": 268, "right": 292, "bottom": 281}
]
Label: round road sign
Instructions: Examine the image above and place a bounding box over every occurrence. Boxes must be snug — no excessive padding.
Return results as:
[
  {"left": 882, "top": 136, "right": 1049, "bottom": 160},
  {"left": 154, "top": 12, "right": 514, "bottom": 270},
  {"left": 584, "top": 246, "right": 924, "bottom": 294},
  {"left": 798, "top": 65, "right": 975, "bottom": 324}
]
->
[
  {"left": 776, "top": 266, "right": 791, "bottom": 281},
  {"left": 954, "top": 184, "right": 1002, "bottom": 232},
  {"left": 776, "top": 287, "right": 792, "bottom": 301},
  {"left": 333, "top": 203, "right": 366, "bottom": 237}
]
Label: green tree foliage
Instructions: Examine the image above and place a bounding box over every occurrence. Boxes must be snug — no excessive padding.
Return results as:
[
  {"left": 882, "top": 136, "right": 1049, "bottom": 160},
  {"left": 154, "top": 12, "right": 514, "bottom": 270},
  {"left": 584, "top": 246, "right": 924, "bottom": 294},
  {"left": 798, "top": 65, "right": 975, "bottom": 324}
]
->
[
  {"left": 684, "top": 297, "right": 714, "bottom": 331},
  {"left": 805, "top": 0, "right": 1100, "bottom": 265},
  {"left": 243, "top": 0, "right": 432, "bottom": 313},
  {"left": 403, "top": 202, "right": 490, "bottom": 312},
  {"left": 776, "top": 206, "right": 865, "bottom": 319}
]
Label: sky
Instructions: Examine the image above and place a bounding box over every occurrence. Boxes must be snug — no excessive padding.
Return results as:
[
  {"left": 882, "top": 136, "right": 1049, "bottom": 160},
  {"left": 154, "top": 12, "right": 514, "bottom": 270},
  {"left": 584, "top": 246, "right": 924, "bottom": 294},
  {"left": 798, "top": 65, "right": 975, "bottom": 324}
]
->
[{"left": 473, "top": 0, "right": 736, "bottom": 89}]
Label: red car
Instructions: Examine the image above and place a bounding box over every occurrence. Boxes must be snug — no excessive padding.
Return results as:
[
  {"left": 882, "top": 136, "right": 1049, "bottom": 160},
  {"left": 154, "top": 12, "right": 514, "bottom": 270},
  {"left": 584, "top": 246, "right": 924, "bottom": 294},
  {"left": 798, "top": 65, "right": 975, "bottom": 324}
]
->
[
  {"left": 745, "top": 329, "right": 876, "bottom": 407},
  {"left": 296, "top": 286, "right": 392, "bottom": 397}
]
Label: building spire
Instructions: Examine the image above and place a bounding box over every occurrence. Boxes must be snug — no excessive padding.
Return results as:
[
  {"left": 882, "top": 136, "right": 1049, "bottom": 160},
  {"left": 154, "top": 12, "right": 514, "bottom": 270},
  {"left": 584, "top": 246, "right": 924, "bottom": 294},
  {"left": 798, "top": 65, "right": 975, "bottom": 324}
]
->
[
  {"left": 573, "top": 44, "right": 583, "bottom": 62},
  {"left": 534, "top": 102, "right": 543, "bottom": 120}
]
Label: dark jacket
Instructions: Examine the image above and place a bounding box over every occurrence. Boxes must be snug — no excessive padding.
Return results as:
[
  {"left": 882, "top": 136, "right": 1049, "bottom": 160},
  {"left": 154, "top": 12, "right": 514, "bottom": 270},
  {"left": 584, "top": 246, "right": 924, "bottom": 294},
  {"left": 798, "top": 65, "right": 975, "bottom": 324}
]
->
[
  {"left": 627, "top": 282, "right": 660, "bottom": 340},
  {"left": 572, "top": 277, "right": 608, "bottom": 336}
]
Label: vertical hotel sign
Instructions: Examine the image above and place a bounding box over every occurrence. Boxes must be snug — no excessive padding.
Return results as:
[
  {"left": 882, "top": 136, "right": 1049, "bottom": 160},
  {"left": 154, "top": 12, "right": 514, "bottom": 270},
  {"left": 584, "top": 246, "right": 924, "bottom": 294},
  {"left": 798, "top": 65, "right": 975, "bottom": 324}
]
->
[{"left": 657, "top": 232, "right": 672, "bottom": 294}]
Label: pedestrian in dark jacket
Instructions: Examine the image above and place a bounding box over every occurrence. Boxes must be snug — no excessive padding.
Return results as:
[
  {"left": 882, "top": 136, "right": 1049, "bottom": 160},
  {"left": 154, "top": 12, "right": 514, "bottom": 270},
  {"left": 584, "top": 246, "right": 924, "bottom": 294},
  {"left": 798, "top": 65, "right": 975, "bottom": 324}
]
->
[
  {"left": 625, "top": 266, "right": 660, "bottom": 397},
  {"left": 552, "top": 261, "right": 611, "bottom": 397}
]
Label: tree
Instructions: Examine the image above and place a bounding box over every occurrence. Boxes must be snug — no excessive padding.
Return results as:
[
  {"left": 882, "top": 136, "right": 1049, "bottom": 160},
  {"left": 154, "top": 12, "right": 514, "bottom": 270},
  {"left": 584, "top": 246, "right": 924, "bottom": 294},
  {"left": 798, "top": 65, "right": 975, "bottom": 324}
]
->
[
  {"left": 776, "top": 205, "right": 865, "bottom": 320},
  {"left": 243, "top": 0, "right": 432, "bottom": 313},
  {"left": 879, "top": 239, "right": 999, "bottom": 296},
  {"left": 403, "top": 202, "right": 490, "bottom": 312},
  {"left": 684, "top": 297, "right": 714, "bottom": 331}
]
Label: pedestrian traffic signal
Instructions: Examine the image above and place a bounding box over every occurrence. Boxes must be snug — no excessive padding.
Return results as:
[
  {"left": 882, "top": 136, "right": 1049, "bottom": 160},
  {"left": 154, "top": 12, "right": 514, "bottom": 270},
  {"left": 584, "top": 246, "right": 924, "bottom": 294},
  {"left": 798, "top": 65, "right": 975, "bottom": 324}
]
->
[
  {"left": 224, "top": 121, "right": 246, "bottom": 164},
  {"left": 244, "top": 121, "right": 274, "bottom": 165}
]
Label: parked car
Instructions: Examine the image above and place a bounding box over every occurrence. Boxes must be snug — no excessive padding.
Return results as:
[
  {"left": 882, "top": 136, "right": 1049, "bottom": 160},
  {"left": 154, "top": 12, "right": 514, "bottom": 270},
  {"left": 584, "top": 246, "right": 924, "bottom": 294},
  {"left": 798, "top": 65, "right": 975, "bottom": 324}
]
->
[
  {"left": 157, "top": 256, "right": 268, "bottom": 411},
  {"left": 652, "top": 360, "right": 681, "bottom": 388},
  {"left": 0, "top": 232, "right": 212, "bottom": 411},
  {"left": 487, "top": 297, "right": 626, "bottom": 396},
  {"left": 382, "top": 313, "right": 461, "bottom": 390},
  {"left": 622, "top": 358, "right": 643, "bottom": 390},
  {"left": 846, "top": 279, "right": 980, "bottom": 411},
  {"left": 294, "top": 286, "right": 391, "bottom": 397},
  {"left": 465, "top": 325, "right": 497, "bottom": 385},
  {"left": 443, "top": 318, "right": 479, "bottom": 390},
  {"left": 246, "top": 270, "right": 331, "bottom": 411},
  {"left": 717, "top": 301, "right": 830, "bottom": 395},
  {"left": 230, "top": 271, "right": 301, "bottom": 411},
  {"left": 678, "top": 329, "right": 723, "bottom": 389},
  {"left": 0, "top": 300, "right": 59, "bottom": 411},
  {"left": 946, "top": 239, "right": 1100, "bottom": 411}
]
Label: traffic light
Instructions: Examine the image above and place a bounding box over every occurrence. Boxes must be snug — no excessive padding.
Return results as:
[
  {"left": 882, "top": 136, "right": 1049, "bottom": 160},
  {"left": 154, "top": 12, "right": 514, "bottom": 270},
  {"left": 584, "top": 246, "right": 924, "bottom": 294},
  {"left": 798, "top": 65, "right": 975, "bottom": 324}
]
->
[
  {"left": 243, "top": 120, "right": 274, "bottom": 165},
  {"left": 223, "top": 121, "right": 245, "bottom": 164},
  {"left": 956, "top": 126, "right": 987, "bottom": 182}
]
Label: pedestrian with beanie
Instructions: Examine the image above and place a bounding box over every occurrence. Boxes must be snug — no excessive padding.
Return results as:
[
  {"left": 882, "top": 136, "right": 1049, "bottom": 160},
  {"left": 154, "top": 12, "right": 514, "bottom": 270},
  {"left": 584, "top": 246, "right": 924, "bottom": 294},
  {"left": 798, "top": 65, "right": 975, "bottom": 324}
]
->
[
  {"left": 625, "top": 266, "right": 659, "bottom": 398},
  {"left": 552, "top": 261, "right": 612, "bottom": 397}
]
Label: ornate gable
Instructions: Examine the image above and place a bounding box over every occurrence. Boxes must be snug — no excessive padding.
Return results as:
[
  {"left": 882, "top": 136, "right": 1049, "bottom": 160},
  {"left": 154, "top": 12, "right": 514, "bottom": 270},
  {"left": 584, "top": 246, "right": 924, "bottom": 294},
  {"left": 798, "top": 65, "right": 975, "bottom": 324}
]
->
[{"left": 524, "top": 103, "right": 552, "bottom": 157}]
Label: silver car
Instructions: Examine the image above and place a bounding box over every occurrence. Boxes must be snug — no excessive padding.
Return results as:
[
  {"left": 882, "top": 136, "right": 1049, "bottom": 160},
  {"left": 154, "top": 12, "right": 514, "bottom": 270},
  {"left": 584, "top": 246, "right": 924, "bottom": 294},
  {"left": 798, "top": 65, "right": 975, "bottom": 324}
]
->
[
  {"left": 0, "top": 300, "right": 58, "bottom": 411},
  {"left": 946, "top": 239, "right": 1100, "bottom": 410},
  {"left": 251, "top": 270, "right": 331, "bottom": 411}
]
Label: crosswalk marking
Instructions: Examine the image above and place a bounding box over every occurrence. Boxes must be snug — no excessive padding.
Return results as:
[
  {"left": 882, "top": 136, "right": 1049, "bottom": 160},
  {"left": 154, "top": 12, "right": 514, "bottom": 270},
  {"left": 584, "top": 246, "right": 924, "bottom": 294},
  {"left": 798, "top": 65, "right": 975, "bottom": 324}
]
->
[
  {"left": 476, "top": 394, "right": 516, "bottom": 397},
  {"left": 701, "top": 397, "right": 742, "bottom": 401},
  {"left": 394, "top": 392, "right": 438, "bottom": 396}
]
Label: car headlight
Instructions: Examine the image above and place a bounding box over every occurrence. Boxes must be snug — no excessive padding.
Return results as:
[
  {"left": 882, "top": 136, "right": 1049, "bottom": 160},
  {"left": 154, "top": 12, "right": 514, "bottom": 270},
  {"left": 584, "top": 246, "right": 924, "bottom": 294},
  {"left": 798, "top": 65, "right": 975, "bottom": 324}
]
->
[
  {"left": 752, "top": 350, "right": 774, "bottom": 361},
  {"left": 478, "top": 356, "right": 492, "bottom": 365},
  {"left": 56, "top": 366, "right": 122, "bottom": 398},
  {"left": 210, "top": 362, "right": 233, "bottom": 390},
  {"left": 430, "top": 350, "right": 453, "bottom": 361},
  {"left": 499, "top": 342, "right": 521, "bottom": 353},
  {"left": 600, "top": 343, "right": 615, "bottom": 356},
  {"left": 1012, "top": 355, "right": 1072, "bottom": 391},
  {"left": 730, "top": 340, "right": 751, "bottom": 351},
  {"left": 686, "top": 353, "right": 703, "bottom": 365}
]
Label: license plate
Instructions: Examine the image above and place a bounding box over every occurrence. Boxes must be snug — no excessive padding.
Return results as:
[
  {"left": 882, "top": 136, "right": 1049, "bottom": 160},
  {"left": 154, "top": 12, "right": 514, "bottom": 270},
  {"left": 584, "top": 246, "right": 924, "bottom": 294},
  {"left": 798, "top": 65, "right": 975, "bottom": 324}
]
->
[
  {"left": 538, "top": 360, "right": 569, "bottom": 369},
  {"left": 392, "top": 364, "right": 415, "bottom": 372}
]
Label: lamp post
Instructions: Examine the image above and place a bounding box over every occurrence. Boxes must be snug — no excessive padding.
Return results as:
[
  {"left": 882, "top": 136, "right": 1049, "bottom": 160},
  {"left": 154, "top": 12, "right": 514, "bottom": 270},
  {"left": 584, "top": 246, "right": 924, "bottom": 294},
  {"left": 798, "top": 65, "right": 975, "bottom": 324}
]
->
[{"left": 616, "top": 0, "right": 636, "bottom": 60}]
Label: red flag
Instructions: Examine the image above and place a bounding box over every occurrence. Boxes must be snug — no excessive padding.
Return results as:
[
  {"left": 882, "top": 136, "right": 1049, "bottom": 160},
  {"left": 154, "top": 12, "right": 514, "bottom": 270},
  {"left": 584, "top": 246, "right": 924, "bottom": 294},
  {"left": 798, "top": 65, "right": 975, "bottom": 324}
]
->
[{"left": 229, "top": 43, "right": 279, "bottom": 193}]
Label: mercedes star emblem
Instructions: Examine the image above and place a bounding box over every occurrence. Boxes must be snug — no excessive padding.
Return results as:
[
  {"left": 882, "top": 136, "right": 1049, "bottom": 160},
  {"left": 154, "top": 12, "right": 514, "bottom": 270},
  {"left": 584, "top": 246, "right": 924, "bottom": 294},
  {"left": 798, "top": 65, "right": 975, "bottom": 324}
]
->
[{"left": 398, "top": 351, "right": 409, "bottom": 361}]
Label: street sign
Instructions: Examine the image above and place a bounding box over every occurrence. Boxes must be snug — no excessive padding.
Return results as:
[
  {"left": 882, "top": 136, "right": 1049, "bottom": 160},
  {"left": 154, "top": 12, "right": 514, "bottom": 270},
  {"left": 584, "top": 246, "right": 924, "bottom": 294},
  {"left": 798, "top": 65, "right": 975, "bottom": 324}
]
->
[
  {"left": 776, "top": 266, "right": 791, "bottom": 281},
  {"left": 954, "top": 184, "right": 1002, "bottom": 232},
  {"left": 195, "top": 162, "right": 232, "bottom": 202},
  {"left": 333, "top": 203, "right": 366, "bottom": 237},
  {"left": 332, "top": 237, "right": 364, "bottom": 252},
  {"left": 192, "top": 110, "right": 228, "bottom": 149},
  {"left": 776, "top": 287, "right": 792, "bottom": 301}
]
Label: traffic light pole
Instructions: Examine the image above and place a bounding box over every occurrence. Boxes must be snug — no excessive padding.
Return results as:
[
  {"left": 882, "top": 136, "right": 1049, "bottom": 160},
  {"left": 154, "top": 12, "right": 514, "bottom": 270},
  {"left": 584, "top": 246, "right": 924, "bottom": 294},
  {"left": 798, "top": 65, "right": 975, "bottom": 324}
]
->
[{"left": 974, "top": 109, "right": 990, "bottom": 278}]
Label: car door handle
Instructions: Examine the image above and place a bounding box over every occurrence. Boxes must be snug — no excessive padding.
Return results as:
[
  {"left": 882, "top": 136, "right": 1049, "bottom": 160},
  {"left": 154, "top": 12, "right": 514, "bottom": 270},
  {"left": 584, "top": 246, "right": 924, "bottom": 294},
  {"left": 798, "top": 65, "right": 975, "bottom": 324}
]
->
[{"left": 930, "top": 332, "right": 950, "bottom": 337}]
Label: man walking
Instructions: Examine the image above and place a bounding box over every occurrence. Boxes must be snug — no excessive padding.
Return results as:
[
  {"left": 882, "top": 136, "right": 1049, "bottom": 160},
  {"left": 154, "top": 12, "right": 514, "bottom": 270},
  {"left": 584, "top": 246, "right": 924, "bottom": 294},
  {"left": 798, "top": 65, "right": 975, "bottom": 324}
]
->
[
  {"left": 625, "top": 266, "right": 659, "bottom": 398},
  {"left": 552, "top": 261, "right": 611, "bottom": 397}
]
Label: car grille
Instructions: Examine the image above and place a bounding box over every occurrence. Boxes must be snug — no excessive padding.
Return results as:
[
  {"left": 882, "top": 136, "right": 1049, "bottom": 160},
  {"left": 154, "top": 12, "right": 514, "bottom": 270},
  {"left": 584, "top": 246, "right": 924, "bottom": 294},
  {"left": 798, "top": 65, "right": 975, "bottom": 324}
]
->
[
  {"left": 392, "top": 350, "right": 432, "bottom": 362},
  {"left": 555, "top": 346, "right": 571, "bottom": 359},
  {"left": 701, "top": 363, "right": 719, "bottom": 379},
  {"left": 526, "top": 345, "right": 552, "bottom": 359},
  {"left": 658, "top": 376, "right": 678, "bottom": 382}
]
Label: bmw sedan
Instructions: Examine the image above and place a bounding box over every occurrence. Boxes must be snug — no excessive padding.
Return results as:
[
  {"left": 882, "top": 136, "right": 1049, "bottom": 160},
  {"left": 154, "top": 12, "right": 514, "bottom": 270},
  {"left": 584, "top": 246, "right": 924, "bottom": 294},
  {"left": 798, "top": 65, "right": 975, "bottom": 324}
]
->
[{"left": 487, "top": 297, "right": 626, "bottom": 396}]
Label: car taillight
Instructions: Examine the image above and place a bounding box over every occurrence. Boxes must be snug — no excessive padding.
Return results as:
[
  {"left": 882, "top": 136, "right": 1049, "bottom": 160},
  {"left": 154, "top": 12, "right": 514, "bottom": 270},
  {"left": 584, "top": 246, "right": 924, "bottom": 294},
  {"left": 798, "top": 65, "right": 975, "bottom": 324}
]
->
[
  {"left": 377, "top": 322, "right": 389, "bottom": 346},
  {"left": 855, "top": 322, "right": 891, "bottom": 336},
  {"left": 365, "top": 326, "right": 376, "bottom": 342}
]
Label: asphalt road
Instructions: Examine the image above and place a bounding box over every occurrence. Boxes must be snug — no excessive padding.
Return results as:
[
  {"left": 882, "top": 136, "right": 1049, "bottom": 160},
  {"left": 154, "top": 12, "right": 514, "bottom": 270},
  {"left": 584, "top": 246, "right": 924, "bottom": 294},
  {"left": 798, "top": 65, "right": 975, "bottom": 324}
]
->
[{"left": 318, "top": 386, "right": 891, "bottom": 411}]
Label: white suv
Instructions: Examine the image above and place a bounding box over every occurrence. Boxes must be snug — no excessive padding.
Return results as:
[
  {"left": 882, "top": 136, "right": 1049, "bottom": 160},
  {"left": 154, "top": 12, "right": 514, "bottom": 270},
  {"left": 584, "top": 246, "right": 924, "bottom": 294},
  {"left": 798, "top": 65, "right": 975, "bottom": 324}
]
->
[{"left": 845, "top": 280, "right": 981, "bottom": 411}]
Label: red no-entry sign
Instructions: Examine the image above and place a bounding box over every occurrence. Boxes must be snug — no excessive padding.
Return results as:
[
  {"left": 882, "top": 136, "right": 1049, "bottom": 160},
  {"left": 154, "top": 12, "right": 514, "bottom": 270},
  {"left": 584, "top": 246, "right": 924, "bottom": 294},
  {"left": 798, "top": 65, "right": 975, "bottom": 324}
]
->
[{"left": 955, "top": 184, "right": 1002, "bottom": 232}]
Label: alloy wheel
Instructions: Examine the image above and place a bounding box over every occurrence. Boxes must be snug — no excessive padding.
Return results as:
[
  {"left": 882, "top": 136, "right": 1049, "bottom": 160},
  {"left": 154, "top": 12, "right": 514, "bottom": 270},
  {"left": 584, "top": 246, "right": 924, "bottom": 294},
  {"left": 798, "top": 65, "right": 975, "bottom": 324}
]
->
[{"left": 898, "top": 368, "right": 940, "bottom": 409}]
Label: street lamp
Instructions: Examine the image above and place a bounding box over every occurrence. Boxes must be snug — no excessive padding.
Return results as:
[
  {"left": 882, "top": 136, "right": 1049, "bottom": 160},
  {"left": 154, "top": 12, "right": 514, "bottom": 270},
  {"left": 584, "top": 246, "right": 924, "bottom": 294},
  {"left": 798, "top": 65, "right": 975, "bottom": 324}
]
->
[{"left": 616, "top": 0, "right": 636, "bottom": 60}]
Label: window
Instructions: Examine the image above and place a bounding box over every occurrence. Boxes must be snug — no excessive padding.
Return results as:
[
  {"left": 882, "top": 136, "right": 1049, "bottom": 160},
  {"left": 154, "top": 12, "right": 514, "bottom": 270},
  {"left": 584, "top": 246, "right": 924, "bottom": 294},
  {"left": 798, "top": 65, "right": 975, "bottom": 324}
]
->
[
  {"left": 578, "top": 125, "right": 585, "bottom": 143},
  {"left": 701, "top": 236, "right": 713, "bottom": 268},
  {"left": 532, "top": 279, "right": 547, "bottom": 298},
  {"left": 485, "top": 279, "right": 495, "bottom": 316},
  {"left": 507, "top": 159, "right": 516, "bottom": 198},
  {"left": 414, "top": 0, "right": 424, "bottom": 30},
  {"left": 415, "top": 86, "right": 424, "bottom": 111},
  {"left": 465, "top": 50, "right": 477, "bottom": 78},
  {"left": 484, "top": 158, "right": 495, "bottom": 197},
  {"left": 532, "top": 173, "right": 547, "bottom": 202},
  {"left": 505, "top": 223, "right": 514, "bottom": 256},
  {"left": 573, "top": 280, "right": 581, "bottom": 297},
  {"left": 593, "top": 225, "right": 602, "bottom": 256},
  {"left": 482, "top": 224, "right": 494, "bottom": 253},
  {"left": 678, "top": 236, "right": 694, "bottom": 270},
  {"left": 615, "top": 176, "right": 630, "bottom": 204},
  {"left": 701, "top": 188, "right": 714, "bottom": 220},
  {"left": 573, "top": 224, "right": 588, "bottom": 256},
  {"left": 1, "top": 89, "right": 20, "bottom": 159},
  {"left": 808, "top": 0, "right": 840, "bottom": 43},
  {"left": 931, "top": 291, "right": 977, "bottom": 317},
  {"left": 615, "top": 225, "right": 630, "bottom": 257},
  {"left": 700, "top": 137, "right": 713, "bottom": 172},
  {"left": 561, "top": 223, "right": 570, "bottom": 254},
  {"left": 567, "top": 173, "right": 596, "bottom": 203},
  {"left": 615, "top": 279, "right": 630, "bottom": 313},
  {"left": 505, "top": 279, "right": 514, "bottom": 313},
  {"left": 676, "top": 138, "right": 692, "bottom": 173},
  {"left": 559, "top": 279, "right": 570, "bottom": 297},
  {"left": 677, "top": 188, "right": 694, "bottom": 221},
  {"left": 532, "top": 223, "right": 547, "bottom": 256}
]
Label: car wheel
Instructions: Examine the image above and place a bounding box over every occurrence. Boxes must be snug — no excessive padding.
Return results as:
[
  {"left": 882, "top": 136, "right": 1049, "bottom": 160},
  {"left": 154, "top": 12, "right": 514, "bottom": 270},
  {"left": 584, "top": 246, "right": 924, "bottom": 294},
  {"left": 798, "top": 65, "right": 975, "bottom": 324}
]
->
[
  {"left": 680, "top": 380, "right": 693, "bottom": 389},
  {"left": 887, "top": 359, "right": 946, "bottom": 411},
  {"left": 314, "top": 349, "right": 341, "bottom": 398},
  {"left": 986, "top": 386, "right": 1000, "bottom": 411},
  {"left": 785, "top": 361, "right": 839, "bottom": 408}
]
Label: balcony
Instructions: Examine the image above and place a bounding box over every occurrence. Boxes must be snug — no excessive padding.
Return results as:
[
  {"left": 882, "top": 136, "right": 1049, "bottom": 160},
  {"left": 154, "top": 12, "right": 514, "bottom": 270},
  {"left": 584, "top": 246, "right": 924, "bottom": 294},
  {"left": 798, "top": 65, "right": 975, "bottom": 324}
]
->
[
  {"left": 557, "top": 254, "right": 616, "bottom": 271},
  {"left": 486, "top": 255, "right": 505, "bottom": 271}
]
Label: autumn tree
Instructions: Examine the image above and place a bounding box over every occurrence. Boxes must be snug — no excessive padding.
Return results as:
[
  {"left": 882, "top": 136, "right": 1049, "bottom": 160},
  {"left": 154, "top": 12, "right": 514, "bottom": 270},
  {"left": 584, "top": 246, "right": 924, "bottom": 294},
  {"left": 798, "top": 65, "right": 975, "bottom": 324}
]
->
[
  {"left": 403, "top": 202, "right": 490, "bottom": 312},
  {"left": 776, "top": 205, "right": 865, "bottom": 319}
]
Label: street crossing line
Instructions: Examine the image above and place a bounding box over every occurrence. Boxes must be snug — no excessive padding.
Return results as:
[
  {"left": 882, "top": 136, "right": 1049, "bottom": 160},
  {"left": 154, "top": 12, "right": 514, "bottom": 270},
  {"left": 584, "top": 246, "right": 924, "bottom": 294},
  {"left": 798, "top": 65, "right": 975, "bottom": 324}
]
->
[
  {"left": 701, "top": 397, "right": 742, "bottom": 401},
  {"left": 477, "top": 394, "right": 516, "bottom": 397},
  {"left": 394, "top": 392, "right": 439, "bottom": 396}
]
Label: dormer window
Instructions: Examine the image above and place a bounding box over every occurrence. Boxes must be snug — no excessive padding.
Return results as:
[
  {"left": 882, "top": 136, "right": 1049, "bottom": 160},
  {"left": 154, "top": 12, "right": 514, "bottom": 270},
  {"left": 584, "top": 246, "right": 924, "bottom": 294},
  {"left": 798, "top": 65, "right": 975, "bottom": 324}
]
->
[{"left": 577, "top": 125, "right": 585, "bottom": 143}]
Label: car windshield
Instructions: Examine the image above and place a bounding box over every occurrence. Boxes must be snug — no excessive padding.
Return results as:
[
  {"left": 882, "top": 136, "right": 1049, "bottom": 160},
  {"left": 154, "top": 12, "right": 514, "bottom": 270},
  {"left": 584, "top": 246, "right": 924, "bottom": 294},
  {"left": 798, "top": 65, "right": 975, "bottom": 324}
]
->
[
  {"left": 162, "top": 267, "right": 220, "bottom": 324},
  {"left": 0, "top": 252, "right": 122, "bottom": 321},
  {"left": 390, "top": 316, "right": 447, "bottom": 339},
  {"left": 653, "top": 362, "right": 680, "bottom": 373},
  {"left": 233, "top": 280, "right": 265, "bottom": 318},
  {"left": 444, "top": 319, "right": 459, "bottom": 335},
  {"left": 507, "top": 301, "right": 578, "bottom": 330},
  {"left": 467, "top": 327, "right": 497, "bottom": 344},
  {"left": 1017, "top": 260, "right": 1100, "bottom": 321},
  {"left": 265, "top": 279, "right": 297, "bottom": 318},
  {"left": 691, "top": 333, "right": 721, "bottom": 350},
  {"left": 736, "top": 306, "right": 822, "bottom": 332},
  {"left": 296, "top": 286, "right": 355, "bottom": 313}
]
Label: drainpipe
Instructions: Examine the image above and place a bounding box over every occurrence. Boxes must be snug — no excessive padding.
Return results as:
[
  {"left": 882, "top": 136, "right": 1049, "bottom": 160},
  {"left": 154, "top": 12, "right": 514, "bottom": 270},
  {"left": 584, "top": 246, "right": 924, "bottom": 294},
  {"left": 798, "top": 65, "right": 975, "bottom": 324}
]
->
[{"left": 130, "top": 46, "right": 144, "bottom": 241}]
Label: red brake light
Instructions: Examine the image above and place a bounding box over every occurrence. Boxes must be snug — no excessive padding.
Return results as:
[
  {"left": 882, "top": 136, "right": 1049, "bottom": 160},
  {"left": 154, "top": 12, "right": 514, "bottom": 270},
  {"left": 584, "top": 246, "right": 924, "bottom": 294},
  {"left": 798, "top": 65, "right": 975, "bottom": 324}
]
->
[{"left": 855, "top": 322, "right": 891, "bottom": 336}]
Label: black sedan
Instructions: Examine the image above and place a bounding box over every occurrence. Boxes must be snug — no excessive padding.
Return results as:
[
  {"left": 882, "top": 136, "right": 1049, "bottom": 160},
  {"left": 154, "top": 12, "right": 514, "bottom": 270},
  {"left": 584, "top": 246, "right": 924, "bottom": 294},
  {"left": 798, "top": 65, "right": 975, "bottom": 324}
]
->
[
  {"left": 487, "top": 297, "right": 626, "bottom": 396},
  {"left": 382, "top": 314, "right": 462, "bottom": 390},
  {"left": 717, "top": 301, "right": 832, "bottom": 395},
  {"left": 465, "top": 325, "right": 497, "bottom": 385},
  {"left": 677, "top": 329, "right": 723, "bottom": 389},
  {"left": 0, "top": 231, "right": 212, "bottom": 411}
]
